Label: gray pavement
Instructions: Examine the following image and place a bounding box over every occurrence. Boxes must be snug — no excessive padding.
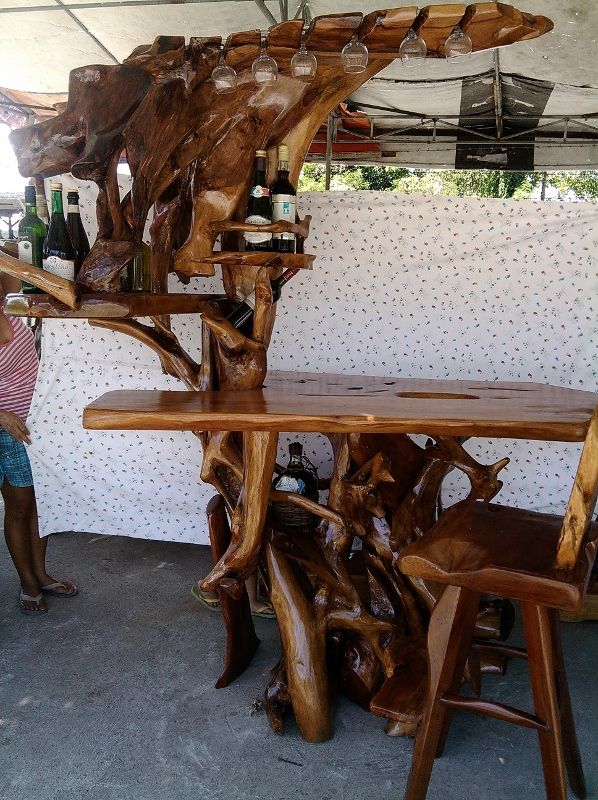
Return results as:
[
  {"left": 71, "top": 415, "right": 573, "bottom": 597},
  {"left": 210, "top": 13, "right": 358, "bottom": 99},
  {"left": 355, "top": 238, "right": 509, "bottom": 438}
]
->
[{"left": 0, "top": 530, "right": 596, "bottom": 800}]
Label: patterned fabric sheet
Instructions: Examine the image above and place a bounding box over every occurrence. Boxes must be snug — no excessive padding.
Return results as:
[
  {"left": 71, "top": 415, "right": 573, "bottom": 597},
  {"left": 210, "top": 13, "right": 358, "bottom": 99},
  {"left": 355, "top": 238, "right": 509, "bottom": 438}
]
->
[{"left": 28, "top": 182, "right": 597, "bottom": 543}]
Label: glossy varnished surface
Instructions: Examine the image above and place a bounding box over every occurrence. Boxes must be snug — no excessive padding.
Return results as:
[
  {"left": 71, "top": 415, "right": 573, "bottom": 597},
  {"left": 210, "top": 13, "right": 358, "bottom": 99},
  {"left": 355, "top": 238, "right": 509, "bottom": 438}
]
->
[
  {"left": 4, "top": 292, "right": 224, "bottom": 319},
  {"left": 83, "top": 372, "right": 596, "bottom": 441}
]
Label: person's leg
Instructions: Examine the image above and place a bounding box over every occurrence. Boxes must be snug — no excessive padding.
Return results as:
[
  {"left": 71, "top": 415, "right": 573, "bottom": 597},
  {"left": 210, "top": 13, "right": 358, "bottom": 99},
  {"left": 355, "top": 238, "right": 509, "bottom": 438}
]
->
[
  {"left": 28, "top": 494, "right": 78, "bottom": 595},
  {"left": 1, "top": 479, "right": 47, "bottom": 612},
  {"left": 245, "top": 572, "right": 275, "bottom": 616}
]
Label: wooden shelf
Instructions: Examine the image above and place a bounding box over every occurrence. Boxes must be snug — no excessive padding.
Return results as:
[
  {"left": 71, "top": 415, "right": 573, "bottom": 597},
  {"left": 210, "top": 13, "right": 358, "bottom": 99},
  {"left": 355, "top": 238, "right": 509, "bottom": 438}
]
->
[
  {"left": 3, "top": 292, "right": 225, "bottom": 319},
  {"left": 193, "top": 251, "right": 315, "bottom": 272},
  {"left": 210, "top": 215, "right": 312, "bottom": 240}
]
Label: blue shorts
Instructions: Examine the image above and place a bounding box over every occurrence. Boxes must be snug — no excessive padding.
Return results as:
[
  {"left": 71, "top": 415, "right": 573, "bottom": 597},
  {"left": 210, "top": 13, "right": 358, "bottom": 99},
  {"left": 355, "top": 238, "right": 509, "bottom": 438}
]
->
[{"left": 0, "top": 429, "right": 34, "bottom": 488}]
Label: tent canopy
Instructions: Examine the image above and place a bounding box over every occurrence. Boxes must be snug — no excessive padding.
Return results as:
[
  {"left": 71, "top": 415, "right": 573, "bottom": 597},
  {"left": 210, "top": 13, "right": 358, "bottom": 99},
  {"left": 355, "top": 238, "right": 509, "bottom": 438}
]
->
[{"left": 1, "top": 0, "right": 597, "bottom": 169}]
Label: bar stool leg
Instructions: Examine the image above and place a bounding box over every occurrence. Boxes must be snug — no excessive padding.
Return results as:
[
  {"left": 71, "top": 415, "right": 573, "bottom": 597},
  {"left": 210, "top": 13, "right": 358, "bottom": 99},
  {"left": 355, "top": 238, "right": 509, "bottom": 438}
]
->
[
  {"left": 548, "top": 609, "right": 586, "bottom": 799},
  {"left": 403, "top": 585, "right": 480, "bottom": 800},
  {"left": 521, "top": 602, "right": 568, "bottom": 800}
]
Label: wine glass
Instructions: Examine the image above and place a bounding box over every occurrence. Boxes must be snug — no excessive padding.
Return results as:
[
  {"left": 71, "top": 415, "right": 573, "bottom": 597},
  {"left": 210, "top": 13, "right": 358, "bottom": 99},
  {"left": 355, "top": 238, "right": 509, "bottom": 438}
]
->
[
  {"left": 444, "top": 25, "right": 472, "bottom": 61},
  {"left": 399, "top": 28, "right": 427, "bottom": 66},
  {"left": 211, "top": 46, "right": 237, "bottom": 93},
  {"left": 252, "top": 33, "right": 278, "bottom": 85},
  {"left": 341, "top": 35, "right": 368, "bottom": 74},
  {"left": 291, "top": 32, "right": 318, "bottom": 81}
]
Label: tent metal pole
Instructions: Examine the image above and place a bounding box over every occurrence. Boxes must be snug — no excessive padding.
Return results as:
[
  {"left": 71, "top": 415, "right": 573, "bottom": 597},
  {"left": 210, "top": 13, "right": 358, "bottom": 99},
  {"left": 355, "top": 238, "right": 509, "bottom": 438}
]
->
[
  {"left": 253, "top": 0, "right": 277, "bottom": 25},
  {"left": 493, "top": 49, "right": 503, "bottom": 140},
  {"left": 52, "top": 0, "right": 119, "bottom": 63},
  {"left": 325, "top": 112, "right": 334, "bottom": 190}
]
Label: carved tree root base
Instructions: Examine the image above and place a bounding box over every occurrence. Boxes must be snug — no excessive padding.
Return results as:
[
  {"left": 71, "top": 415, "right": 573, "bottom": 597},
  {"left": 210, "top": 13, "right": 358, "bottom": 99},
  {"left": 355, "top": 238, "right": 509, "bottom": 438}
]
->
[{"left": 206, "top": 495, "right": 260, "bottom": 689}]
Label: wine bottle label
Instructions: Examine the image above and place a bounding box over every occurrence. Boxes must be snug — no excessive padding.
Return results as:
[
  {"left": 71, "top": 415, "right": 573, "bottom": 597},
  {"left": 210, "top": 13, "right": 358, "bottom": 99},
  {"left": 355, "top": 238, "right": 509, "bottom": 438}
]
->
[
  {"left": 272, "top": 194, "right": 296, "bottom": 241},
  {"left": 67, "top": 204, "right": 79, "bottom": 213},
  {"left": 244, "top": 214, "right": 273, "bottom": 245},
  {"left": 43, "top": 255, "right": 75, "bottom": 281},
  {"left": 250, "top": 185, "right": 270, "bottom": 198},
  {"left": 275, "top": 475, "right": 306, "bottom": 494},
  {"left": 18, "top": 239, "right": 33, "bottom": 264}
]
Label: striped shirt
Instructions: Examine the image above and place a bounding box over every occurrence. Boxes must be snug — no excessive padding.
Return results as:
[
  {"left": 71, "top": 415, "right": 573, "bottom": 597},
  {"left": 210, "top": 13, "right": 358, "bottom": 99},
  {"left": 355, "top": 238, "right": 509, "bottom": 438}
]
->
[{"left": 0, "top": 316, "right": 39, "bottom": 420}]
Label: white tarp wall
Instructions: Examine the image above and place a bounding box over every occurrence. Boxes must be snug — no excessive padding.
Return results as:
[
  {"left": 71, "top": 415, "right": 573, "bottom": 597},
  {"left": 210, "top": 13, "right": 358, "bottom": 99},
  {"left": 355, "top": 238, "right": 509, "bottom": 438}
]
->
[{"left": 28, "top": 187, "right": 597, "bottom": 544}]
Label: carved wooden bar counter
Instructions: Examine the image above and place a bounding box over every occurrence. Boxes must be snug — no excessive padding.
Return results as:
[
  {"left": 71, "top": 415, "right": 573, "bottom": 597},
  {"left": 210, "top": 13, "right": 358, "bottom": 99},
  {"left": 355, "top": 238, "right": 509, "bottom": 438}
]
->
[
  {"left": 83, "top": 374, "right": 596, "bottom": 741},
  {"left": 1, "top": 1, "right": 560, "bottom": 745}
]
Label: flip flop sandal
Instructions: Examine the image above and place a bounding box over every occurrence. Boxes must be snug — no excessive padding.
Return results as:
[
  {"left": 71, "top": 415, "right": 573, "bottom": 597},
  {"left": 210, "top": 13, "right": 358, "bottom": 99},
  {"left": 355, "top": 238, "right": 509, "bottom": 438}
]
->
[
  {"left": 40, "top": 581, "right": 79, "bottom": 598},
  {"left": 191, "top": 584, "right": 220, "bottom": 611},
  {"left": 17, "top": 589, "right": 48, "bottom": 616},
  {"left": 251, "top": 603, "right": 276, "bottom": 620}
]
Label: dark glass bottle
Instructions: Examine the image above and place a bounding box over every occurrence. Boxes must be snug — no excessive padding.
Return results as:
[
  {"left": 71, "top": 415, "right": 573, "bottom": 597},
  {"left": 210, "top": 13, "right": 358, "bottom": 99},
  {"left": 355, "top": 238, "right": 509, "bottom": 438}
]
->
[
  {"left": 270, "top": 143, "right": 296, "bottom": 253},
  {"left": 120, "top": 243, "right": 151, "bottom": 292},
  {"left": 226, "top": 266, "right": 300, "bottom": 336},
  {"left": 66, "top": 190, "right": 90, "bottom": 277},
  {"left": 272, "top": 442, "right": 319, "bottom": 531},
  {"left": 43, "top": 183, "right": 76, "bottom": 281},
  {"left": 17, "top": 184, "right": 46, "bottom": 293},
  {"left": 244, "top": 149, "right": 273, "bottom": 251}
]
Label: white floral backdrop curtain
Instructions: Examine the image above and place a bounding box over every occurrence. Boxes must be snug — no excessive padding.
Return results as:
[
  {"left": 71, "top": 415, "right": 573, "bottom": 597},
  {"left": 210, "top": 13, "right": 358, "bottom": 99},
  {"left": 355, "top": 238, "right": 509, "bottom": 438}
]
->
[{"left": 28, "top": 186, "right": 597, "bottom": 543}]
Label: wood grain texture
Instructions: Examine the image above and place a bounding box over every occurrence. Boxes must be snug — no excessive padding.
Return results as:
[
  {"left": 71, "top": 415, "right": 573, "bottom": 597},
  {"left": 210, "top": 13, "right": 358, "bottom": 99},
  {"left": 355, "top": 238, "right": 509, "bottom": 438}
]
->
[
  {"left": 82, "top": 373, "right": 596, "bottom": 442},
  {"left": 398, "top": 502, "right": 598, "bottom": 612},
  {"left": 0, "top": 251, "right": 80, "bottom": 309},
  {"left": 4, "top": 292, "right": 223, "bottom": 319},
  {"left": 205, "top": 494, "right": 261, "bottom": 689},
  {"left": 556, "top": 406, "right": 598, "bottom": 568}
]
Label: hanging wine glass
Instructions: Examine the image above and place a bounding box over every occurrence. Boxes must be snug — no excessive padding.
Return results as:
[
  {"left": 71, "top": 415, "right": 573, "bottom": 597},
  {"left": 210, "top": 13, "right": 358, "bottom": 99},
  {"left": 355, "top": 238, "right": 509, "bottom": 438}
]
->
[
  {"left": 211, "top": 45, "right": 238, "bottom": 93},
  {"left": 399, "top": 28, "right": 427, "bottom": 66},
  {"left": 444, "top": 25, "right": 472, "bottom": 61},
  {"left": 252, "top": 33, "right": 278, "bottom": 85},
  {"left": 291, "top": 31, "right": 318, "bottom": 81},
  {"left": 341, "top": 35, "right": 368, "bottom": 74}
]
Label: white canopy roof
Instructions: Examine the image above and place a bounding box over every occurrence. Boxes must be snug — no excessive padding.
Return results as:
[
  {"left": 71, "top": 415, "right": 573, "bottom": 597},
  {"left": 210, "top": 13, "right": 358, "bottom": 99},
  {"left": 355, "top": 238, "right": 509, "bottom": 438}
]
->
[{"left": 1, "top": 1, "right": 597, "bottom": 169}]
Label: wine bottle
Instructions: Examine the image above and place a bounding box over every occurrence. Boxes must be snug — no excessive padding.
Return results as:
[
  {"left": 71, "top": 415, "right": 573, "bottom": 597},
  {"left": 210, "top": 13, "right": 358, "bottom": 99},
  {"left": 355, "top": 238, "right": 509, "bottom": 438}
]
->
[
  {"left": 244, "top": 149, "right": 273, "bottom": 251},
  {"left": 43, "top": 183, "right": 76, "bottom": 281},
  {"left": 226, "top": 266, "right": 300, "bottom": 335},
  {"left": 33, "top": 178, "right": 49, "bottom": 226},
  {"left": 120, "top": 243, "right": 151, "bottom": 292},
  {"left": 270, "top": 143, "right": 296, "bottom": 253},
  {"left": 17, "top": 184, "right": 46, "bottom": 293},
  {"left": 272, "top": 442, "right": 319, "bottom": 531},
  {"left": 66, "top": 189, "right": 90, "bottom": 277}
]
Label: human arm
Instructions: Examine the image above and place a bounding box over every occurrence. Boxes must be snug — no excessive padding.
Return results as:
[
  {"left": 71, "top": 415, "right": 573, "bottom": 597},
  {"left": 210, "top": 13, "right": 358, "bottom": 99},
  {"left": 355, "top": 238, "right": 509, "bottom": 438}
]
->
[{"left": 0, "top": 411, "right": 31, "bottom": 444}]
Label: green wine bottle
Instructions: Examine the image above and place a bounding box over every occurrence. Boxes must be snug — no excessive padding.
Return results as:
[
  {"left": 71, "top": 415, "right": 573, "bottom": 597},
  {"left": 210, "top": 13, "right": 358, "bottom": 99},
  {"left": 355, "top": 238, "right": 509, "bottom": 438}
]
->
[
  {"left": 43, "top": 182, "right": 76, "bottom": 281},
  {"left": 244, "top": 150, "right": 273, "bottom": 251},
  {"left": 17, "top": 184, "right": 46, "bottom": 293}
]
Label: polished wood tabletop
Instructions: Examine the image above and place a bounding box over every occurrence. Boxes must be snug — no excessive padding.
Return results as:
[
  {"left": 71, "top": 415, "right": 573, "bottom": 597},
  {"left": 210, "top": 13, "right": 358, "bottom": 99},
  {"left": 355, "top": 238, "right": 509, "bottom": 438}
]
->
[{"left": 83, "top": 371, "right": 596, "bottom": 441}]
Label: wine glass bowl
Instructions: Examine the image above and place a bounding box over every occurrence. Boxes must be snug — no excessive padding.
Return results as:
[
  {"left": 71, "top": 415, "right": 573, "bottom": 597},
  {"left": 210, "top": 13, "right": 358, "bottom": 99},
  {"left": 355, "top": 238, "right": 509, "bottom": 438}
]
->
[
  {"left": 399, "top": 28, "right": 427, "bottom": 66},
  {"left": 444, "top": 25, "right": 473, "bottom": 61},
  {"left": 252, "top": 35, "right": 278, "bottom": 85},
  {"left": 211, "top": 57, "right": 238, "bottom": 93},
  {"left": 291, "top": 42, "right": 318, "bottom": 81},
  {"left": 341, "top": 35, "right": 368, "bottom": 74}
]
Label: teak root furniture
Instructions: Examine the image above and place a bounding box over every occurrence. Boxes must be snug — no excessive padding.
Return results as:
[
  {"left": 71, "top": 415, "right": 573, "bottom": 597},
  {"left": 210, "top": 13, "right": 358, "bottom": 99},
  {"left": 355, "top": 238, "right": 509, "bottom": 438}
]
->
[
  {"left": 2, "top": 3, "right": 576, "bottom": 747},
  {"left": 398, "top": 406, "right": 598, "bottom": 800},
  {"left": 82, "top": 374, "right": 597, "bottom": 744}
]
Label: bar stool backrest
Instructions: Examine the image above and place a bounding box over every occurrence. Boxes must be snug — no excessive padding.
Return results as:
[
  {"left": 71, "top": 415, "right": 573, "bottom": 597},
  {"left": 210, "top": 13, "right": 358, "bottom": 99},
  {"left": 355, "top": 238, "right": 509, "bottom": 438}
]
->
[{"left": 555, "top": 403, "right": 598, "bottom": 569}]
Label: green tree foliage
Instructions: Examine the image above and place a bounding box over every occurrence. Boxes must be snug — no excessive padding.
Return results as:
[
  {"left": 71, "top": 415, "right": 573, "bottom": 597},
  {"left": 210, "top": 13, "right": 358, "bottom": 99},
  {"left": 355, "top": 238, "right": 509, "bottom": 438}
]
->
[
  {"left": 298, "top": 163, "right": 598, "bottom": 201},
  {"left": 548, "top": 171, "right": 598, "bottom": 201}
]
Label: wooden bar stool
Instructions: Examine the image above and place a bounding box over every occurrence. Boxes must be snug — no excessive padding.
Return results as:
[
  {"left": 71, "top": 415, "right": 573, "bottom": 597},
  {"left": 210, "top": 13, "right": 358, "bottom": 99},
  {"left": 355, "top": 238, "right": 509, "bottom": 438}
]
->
[{"left": 398, "top": 407, "right": 598, "bottom": 800}]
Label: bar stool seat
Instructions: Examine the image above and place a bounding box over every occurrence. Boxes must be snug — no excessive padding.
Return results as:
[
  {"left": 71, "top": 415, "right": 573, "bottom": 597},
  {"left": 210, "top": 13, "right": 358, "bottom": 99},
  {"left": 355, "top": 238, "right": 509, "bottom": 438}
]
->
[{"left": 400, "top": 502, "right": 598, "bottom": 612}]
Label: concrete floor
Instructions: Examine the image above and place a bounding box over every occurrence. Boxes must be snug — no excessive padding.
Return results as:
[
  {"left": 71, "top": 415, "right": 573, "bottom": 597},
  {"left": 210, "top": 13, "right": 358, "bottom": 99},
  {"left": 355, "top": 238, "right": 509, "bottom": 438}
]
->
[{"left": 0, "top": 531, "right": 596, "bottom": 800}]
